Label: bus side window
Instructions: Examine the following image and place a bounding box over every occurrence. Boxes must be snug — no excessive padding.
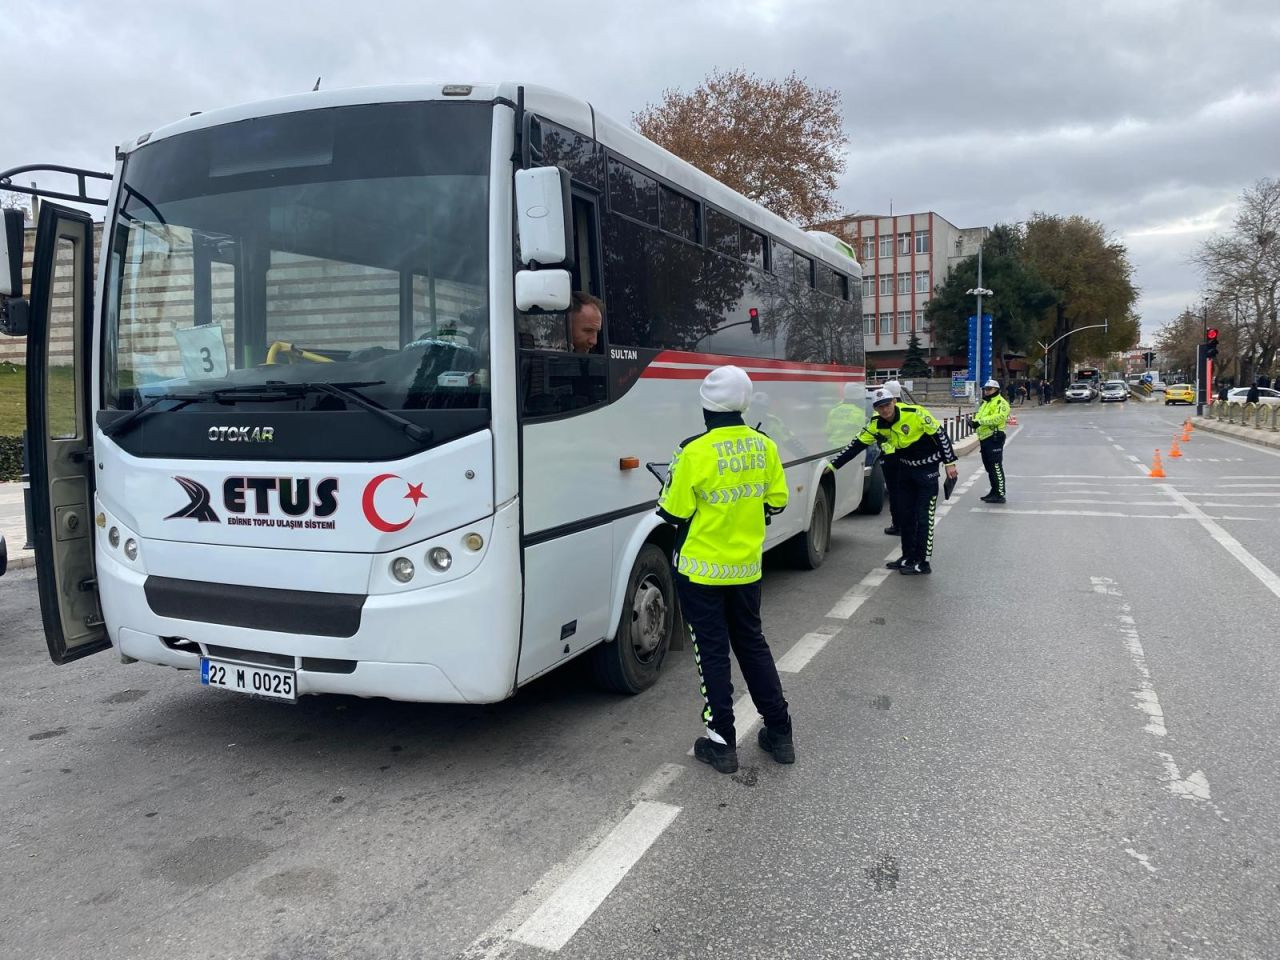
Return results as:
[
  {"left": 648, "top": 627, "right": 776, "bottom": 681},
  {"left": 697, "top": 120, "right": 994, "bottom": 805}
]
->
[{"left": 519, "top": 194, "right": 607, "bottom": 419}]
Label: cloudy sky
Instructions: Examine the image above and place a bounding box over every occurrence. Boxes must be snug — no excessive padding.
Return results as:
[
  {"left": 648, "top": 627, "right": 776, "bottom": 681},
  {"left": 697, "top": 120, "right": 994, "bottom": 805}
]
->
[{"left": 4, "top": 0, "right": 1277, "bottom": 341}]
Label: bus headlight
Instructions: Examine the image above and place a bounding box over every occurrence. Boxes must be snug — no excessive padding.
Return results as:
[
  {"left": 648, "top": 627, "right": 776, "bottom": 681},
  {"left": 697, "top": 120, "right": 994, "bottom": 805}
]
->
[
  {"left": 124, "top": 539, "right": 139, "bottom": 561},
  {"left": 391, "top": 557, "right": 415, "bottom": 583},
  {"left": 109, "top": 527, "right": 120, "bottom": 548},
  {"left": 463, "top": 532, "right": 484, "bottom": 552},
  {"left": 427, "top": 547, "right": 453, "bottom": 572}
]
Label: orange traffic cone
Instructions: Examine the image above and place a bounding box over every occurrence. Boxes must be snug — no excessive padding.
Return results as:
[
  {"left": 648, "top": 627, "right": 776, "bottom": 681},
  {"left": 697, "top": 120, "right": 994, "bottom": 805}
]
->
[
  {"left": 1007, "top": 415, "right": 1019, "bottom": 426},
  {"left": 1150, "top": 449, "right": 1166, "bottom": 478},
  {"left": 1181, "top": 424, "right": 1192, "bottom": 442},
  {"left": 1184, "top": 418, "right": 1194, "bottom": 435},
  {"left": 1169, "top": 437, "right": 1182, "bottom": 458}
]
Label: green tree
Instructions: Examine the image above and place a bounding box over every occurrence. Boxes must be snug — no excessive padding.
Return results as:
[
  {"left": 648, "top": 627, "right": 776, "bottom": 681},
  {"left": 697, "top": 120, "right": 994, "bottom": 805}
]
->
[
  {"left": 925, "top": 223, "right": 1055, "bottom": 378},
  {"left": 1022, "top": 214, "right": 1139, "bottom": 391},
  {"left": 900, "top": 332, "right": 930, "bottom": 379}
]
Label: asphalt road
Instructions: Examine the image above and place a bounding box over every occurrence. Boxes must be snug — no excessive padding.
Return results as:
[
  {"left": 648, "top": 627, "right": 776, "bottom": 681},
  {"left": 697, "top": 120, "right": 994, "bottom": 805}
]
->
[{"left": 2, "top": 399, "right": 1277, "bottom": 960}]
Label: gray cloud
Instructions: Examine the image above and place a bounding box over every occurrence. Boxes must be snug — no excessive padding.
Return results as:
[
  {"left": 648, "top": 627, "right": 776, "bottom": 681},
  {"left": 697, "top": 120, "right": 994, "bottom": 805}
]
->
[{"left": 3, "top": 0, "right": 1276, "bottom": 341}]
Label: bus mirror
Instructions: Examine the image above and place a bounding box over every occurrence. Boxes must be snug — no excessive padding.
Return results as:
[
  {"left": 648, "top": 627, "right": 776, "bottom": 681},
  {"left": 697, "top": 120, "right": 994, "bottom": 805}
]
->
[
  {"left": 515, "top": 166, "right": 573, "bottom": 267},
  {"left": 515, "top": 268, "right": 571, "bottom": 313},
  {"left": 0, "top": 208, "right": 24, "bottom": 298}
]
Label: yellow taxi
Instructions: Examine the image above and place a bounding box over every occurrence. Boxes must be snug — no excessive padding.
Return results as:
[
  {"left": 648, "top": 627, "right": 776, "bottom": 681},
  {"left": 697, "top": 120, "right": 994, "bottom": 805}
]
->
[{"left": 1164, "top": 383, "right": 1195, "bottom": 405}]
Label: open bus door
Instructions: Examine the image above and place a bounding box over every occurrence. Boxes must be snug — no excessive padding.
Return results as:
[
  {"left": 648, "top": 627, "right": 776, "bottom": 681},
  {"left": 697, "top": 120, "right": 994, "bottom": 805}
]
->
[{"left": 17, "top": 203, "right": 110, "bottom": 662}]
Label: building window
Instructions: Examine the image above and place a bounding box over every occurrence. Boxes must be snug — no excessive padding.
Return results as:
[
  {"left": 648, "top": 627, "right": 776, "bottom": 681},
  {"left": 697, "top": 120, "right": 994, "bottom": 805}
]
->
[
  {"left": 919, "top": 312, "right": 930, "bottom": 332},
  {"left": 897, "top": 311, "right": 911, "bottom": 333},
  {"left": 915, "top": 270, "right": 929, "bottom": 293},
  {"left": 862, "top": 276, "right": 875, "bottom": 298},
  {"left": 879, "top": 275, "right": 893, "bottom": 296},
  {"left": 897, "top": 233, "right": 911, "bottom": 255},
  {"left": 861, "top": 237, "right": 875, "bottom": 261},
  {"left": 879, "top": 313, "right": 891, "bottom": 335},
  {"left": 879, "top": 235, "right": 892, "bottom": 259},
  {"left": 915, "top": 230, "right": 930, "bottom": 254},
  {"left": 864, "top": 315, "right": 875, "bottom": 336},
  {"left": 896, "top": 273, "right": 910, "bottom": 295}
]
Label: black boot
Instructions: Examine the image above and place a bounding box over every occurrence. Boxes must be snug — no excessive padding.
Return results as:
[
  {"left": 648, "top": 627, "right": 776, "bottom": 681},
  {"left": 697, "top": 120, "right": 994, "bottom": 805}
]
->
[
  {"left": 693, "top": 736, "right": 739, "bottom": 774},
  {"left": 758, "top": 724, "right": 795, "bottom": 764},
  {"left": 885, "top": 557, "right": 908, "bottom": 570},
  {"left": 985, "top": 495, "right": 1007, "bottom": 504},
  {"left": 884, "top": 525, "right": 900, "bottom": 536}
]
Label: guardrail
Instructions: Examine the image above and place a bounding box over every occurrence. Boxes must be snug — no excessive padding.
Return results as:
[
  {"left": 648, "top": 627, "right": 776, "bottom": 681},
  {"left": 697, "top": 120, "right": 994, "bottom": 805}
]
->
[
  {"left": 942, "top": 414, "right": 976, "bottom": 444},
  {"left": 1205, "top": 400, "right": 1280, "bottom": 431}
]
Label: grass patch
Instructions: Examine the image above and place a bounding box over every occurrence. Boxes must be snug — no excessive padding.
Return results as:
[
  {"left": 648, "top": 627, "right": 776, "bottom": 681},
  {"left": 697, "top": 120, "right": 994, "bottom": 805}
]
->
[{"left": 0, "top": 363, "right": 80, "bottom": 437}]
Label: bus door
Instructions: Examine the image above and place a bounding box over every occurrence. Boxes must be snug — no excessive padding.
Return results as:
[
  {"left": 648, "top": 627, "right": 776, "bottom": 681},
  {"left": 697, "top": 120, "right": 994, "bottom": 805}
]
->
[{"left": 20, "top": 203, "right": 110, "bottom": 663}]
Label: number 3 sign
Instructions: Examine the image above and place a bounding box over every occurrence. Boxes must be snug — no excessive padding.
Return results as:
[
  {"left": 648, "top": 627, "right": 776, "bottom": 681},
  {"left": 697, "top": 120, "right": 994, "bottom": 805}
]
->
[{"left": 174, "top": 324, "right": 229, "bottom": 380}]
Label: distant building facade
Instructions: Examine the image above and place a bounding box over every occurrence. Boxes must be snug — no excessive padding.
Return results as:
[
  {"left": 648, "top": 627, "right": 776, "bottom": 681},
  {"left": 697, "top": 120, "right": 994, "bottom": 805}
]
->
[{"left": 811, "top": 211, "right": 988, "bottom": 379}]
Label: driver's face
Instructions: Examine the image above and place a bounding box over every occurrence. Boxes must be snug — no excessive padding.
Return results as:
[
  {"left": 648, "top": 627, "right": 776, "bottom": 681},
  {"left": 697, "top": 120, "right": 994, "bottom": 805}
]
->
[{"left": 570, "top": 305, "right": 602, "bottom": 353}]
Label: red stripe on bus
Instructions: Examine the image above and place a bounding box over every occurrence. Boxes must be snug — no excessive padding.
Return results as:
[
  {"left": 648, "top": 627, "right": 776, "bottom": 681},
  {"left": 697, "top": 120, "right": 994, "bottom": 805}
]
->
[
  {"left": 641, "top": 368, "right": 864, "bottom": 382},
  {"left": 651, "top": 349, "right": 865, "bottom": 375}
]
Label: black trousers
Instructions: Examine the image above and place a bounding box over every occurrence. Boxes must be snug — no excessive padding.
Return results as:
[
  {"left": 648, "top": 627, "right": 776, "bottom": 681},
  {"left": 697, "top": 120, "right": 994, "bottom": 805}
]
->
[
  {"left": 980, "top": 433, "right": 1006, "bottom": 496},
  {"left": 675, "top": 575, "right": 789, "bottom": 744},
  {"left": 880, "top": 455, "right": 907, "bottom": 529},
  {"left": 898, "top": 464, "right": 939, "bottom": 565}
]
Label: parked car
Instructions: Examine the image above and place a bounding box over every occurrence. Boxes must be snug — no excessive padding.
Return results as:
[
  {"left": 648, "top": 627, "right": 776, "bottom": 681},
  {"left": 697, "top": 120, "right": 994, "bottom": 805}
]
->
[
  {"left": 1164, "top": 384, "right": 1195, "bottom": 405},
  {"left": 1065, "top": 382, "right": 1095, "bottom": 403},
  {"left": 1100, "top": 380, "right": 1129, "bottom": 402},
  {"left": 1227, "top": 387, "right": 1280, "bottom": 407}
]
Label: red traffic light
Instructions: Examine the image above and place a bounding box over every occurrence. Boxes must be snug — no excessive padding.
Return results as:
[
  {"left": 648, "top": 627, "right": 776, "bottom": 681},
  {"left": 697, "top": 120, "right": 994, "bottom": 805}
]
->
[{"left": 1207, "top": 328, "right": 1219, "bottom": 340}]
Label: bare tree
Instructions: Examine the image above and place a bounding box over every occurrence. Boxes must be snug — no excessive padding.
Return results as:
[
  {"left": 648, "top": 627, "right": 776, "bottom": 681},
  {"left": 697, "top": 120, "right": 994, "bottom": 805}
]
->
[
  {"left": 633, "top": 70, "right": 847, "bottom": 223},
  {"left": 1195, "top": 178, "right": 1280, "bottom": 382}
]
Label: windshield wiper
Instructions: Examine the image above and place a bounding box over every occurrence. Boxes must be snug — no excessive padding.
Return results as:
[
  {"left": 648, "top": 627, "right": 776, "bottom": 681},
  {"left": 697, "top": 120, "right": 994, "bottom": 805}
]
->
[
  {"left": 211, "top": 381, "right": 433, "bottom": 444},
  {"left": 100, "top": 392, "right": 210, "bottom": 439}
]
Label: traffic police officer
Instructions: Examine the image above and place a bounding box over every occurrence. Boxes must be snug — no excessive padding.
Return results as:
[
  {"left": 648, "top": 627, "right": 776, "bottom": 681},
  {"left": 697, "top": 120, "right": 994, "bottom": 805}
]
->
[
  {"left": 878, "top": 379, "right": 906, "bottom": 538},
  {"left": 658, "top": 365, "right": 793, "bottom": 775},
  {"left": 831, "top": 387, "right": 958, "bottom": 575},
  {"left": 971, "top": 378, "right": 1010, "bottom": 503}
]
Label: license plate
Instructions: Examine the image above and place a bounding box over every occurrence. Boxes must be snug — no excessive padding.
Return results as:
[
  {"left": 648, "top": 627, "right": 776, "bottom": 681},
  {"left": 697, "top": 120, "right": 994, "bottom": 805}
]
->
[{"left": 200, "top": 657, "right": 297, "bottom": 702}]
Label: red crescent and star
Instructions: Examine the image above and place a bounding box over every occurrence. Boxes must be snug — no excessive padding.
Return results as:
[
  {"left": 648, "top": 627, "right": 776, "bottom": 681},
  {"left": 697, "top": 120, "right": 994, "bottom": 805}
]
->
[{"left": 362, "top": 473, "right": 428, "bottom": 532}]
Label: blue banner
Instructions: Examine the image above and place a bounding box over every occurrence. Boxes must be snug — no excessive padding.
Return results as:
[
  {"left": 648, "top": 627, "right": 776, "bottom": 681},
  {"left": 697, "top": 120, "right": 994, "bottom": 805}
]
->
[
  {"left": 980, "top": 314, "right": 993, "bottom": 385},
  {"left": 967, "top": 315, "right": 978, "bottom": 384}
]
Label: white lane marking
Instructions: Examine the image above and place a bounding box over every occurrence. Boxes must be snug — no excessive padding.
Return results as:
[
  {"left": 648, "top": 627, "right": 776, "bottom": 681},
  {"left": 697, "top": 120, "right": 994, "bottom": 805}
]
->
[
  {"left": 1179, "top": 491, "right": 1280, "bottom": 498},
  {"left": 511, "top": 801, "right": 682, "bottom": 952},
  {"left": 1127, "top": 455, "right": 1140, "bottom": 463},
  {"left": 776, "top": 627, "right": 842, "bottom": 673},
  {"left": 1157, "top": 753, "right": 1213, "bottom": 803},
  {"left": 1092, "top": 578, "right": 1166, "bottom": 737},
  {"left": 1125, "top": 847, "right": 1157, "bottom": 874},
  {"left": 1155, "top": 484, "right": 1280, "bottom": 602},
  {"left": 972, "top": 508, "right": 1191, "bottom": 519},
  {"left": 1112, "top": 444, "right": 1125, "bottom": 451},
  {"left": 827, "top": 567, "right": 892, "bottom": 619},
  {"left": 1220, "top": 475, "right": 1280, "bottom": 480}
]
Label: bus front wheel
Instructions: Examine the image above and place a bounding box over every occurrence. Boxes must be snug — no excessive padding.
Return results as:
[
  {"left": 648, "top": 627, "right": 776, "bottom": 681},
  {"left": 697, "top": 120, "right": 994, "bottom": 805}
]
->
[
  {"left": 592, "top": 544, "right": 676, "bottom": 695},
  {"left": 783, "top": 483, "right": 832, "bottom": 570}
]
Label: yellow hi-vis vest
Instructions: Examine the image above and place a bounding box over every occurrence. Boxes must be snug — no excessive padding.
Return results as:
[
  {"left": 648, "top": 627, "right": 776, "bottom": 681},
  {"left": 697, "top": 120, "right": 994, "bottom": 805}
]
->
[
  {"left": 975, "top": 393, "right": 1011, "bottom": 440},
  {"left": 658, "top": 424, "right": 788, "bottom": 585}
]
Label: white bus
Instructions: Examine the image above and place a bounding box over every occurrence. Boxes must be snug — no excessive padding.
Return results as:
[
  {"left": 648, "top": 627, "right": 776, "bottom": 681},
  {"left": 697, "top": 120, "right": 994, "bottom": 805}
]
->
[{"left": 0, "top": 82, "right": 870, "bottom": 704}]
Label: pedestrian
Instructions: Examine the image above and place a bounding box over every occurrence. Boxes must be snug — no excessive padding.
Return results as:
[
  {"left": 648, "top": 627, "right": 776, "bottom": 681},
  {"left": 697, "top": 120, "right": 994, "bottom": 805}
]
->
[
  {"left": 1247, "top": 382, "right": 1260, "bottom": 405},
  {"left": 1217, "top": 383, "right": 1229, "bottom": 402},
  {"left": 971, "top": 379, "right": 1010, "bottom": 503},
  {"left": 831, "top": 387, "right": 958, "bottom": 575},
  {"left": 879, "top": 379, "right": 906, "bottom": 539},
  {"left": 657, "top": 365, "right": 794, "bottom": 775},
  {"left": 1042, "top": 380, "right": 1052, "bottom": 404},
  {"left": 1015, "top": 382, "right": 1027, "bottom": 406}
]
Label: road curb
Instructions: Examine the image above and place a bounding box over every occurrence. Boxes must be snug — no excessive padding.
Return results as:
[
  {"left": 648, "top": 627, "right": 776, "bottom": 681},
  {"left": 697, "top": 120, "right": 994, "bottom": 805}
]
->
[
  {"left": 954, "top": 434, "right": 980, "bottom": 458},
  {"left": 1193, "top": 417, "right": 1280, "bottom": 451}
]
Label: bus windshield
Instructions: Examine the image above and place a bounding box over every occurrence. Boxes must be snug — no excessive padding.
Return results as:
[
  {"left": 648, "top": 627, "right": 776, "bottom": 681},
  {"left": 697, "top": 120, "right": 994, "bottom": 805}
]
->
[{"left": 103, "top": 101, "right": 492, "bottom": 420}]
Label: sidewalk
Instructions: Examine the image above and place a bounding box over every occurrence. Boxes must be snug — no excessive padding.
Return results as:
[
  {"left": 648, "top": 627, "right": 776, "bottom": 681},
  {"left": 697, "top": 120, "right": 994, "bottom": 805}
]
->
[
  {"left": 0, "top": 482, "right": 33, "bottom": 572},
  {"left": 1193, "top": 416, "right": 1280, "bottom": 451}
]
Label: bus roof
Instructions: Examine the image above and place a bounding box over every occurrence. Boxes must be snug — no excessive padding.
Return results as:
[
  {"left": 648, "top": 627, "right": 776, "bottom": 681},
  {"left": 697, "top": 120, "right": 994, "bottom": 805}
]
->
[{"left": 127, "top": 81, "right": 861, "bottom": 279}]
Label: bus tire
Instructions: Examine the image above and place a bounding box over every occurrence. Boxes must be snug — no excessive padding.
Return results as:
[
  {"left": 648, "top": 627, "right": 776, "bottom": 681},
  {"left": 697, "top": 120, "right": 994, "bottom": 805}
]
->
[
  {"left": 592, "top": 544, "right": 674, "bottom": 695},
  {"left": 784, "top": 483, "right": 832, "bottom": 570},
  {"left": 857, "top": 461, "right": 886, "bottom": 515}
]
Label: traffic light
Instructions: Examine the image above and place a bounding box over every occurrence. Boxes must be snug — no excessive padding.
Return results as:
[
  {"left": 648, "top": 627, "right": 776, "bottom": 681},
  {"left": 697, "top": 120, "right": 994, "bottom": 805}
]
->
[{"left": 1205, "top": 328, "right": 1219, "bottom": 359}]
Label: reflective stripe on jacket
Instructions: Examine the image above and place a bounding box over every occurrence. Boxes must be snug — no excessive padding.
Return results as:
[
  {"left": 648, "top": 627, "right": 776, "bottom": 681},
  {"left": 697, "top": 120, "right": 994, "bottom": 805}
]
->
[
  {"left": 658, "top": 424, "right": 788, "bottom": 585},
  {"left": 832, "top": 403, "right": 957, "bottom": 470}
]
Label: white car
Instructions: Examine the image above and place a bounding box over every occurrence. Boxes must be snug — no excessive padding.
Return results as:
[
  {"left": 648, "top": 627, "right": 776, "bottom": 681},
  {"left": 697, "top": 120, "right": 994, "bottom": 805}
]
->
[
  {"left": 1064, "top": 382, "right": 1094, "bottom": 403},
  {"left": 1227, "top": 387, "right": 1280, "bottom": 406},
  {"left": 1100, "top": 380, "right": 1129, "bottom": 402}
]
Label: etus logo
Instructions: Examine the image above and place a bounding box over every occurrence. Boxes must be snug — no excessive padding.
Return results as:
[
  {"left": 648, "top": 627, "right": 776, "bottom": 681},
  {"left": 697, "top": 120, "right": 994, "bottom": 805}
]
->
[{"left": 165, "top": 477, "right": 221, "bottom": 523}]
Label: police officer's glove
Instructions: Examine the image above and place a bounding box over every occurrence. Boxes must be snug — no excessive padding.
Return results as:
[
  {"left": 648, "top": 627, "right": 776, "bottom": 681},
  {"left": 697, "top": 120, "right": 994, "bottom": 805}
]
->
[{"left": 967, "top": 418, "right": 979, "bottom": 429}]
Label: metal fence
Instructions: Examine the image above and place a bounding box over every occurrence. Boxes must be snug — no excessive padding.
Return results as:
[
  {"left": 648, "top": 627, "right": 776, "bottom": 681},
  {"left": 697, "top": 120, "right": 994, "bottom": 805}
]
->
[{"left": 1206, "top": 400, "right": 1280, "bottom": 431}]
